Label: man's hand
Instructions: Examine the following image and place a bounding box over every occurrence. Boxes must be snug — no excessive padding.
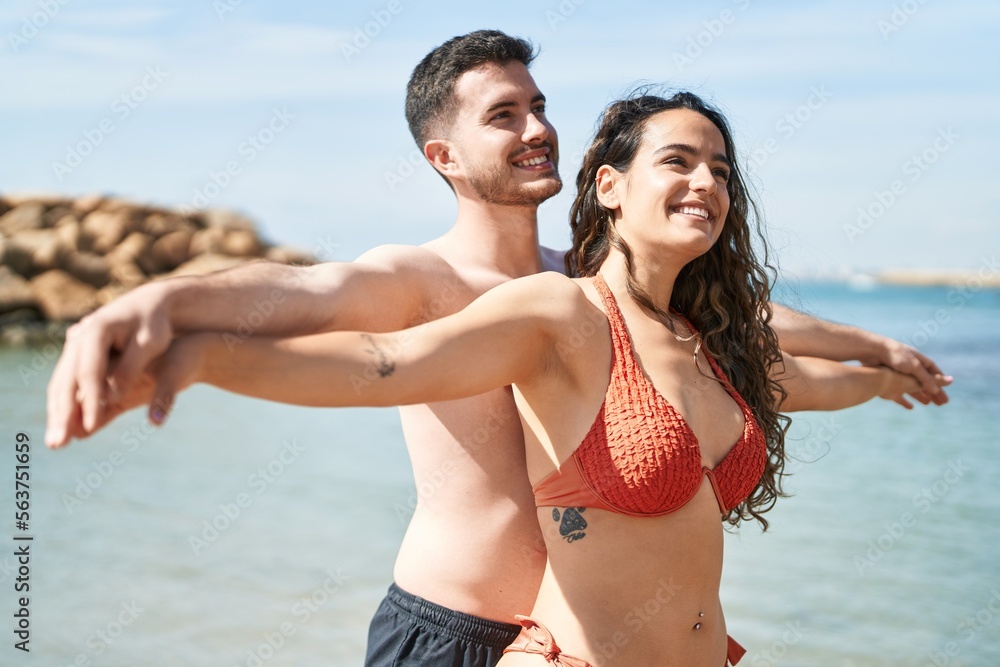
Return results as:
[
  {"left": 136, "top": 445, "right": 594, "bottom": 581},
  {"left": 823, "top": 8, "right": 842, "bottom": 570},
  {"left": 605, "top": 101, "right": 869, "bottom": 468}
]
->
[
  {"left": 877, "top": 366, "right": 952, "bottom": 410},
  {"left": 768, "top": 303, "right": 952, "bottom": 410},
  {"left": 864, "top": 338, "right": 952, "bottom": 408},
  {"left": 45, "top": 283, "right": 175, "bottom": 448}
]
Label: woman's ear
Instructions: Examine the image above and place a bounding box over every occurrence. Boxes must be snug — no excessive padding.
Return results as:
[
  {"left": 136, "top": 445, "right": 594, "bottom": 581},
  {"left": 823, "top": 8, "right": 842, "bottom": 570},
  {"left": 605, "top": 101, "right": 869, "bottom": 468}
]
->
[
  {"left": 425, "top": 140, "right": 458, "bottom": 179},
  {"left": 595, "top": 164, "right": 623, "bottom": 212}
]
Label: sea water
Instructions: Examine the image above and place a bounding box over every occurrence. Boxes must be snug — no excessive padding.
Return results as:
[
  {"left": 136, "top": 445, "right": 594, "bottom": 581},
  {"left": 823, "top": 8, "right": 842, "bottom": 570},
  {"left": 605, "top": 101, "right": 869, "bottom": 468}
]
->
[{"left": 0, "top": 281, "right": 997, "bottom": 666}]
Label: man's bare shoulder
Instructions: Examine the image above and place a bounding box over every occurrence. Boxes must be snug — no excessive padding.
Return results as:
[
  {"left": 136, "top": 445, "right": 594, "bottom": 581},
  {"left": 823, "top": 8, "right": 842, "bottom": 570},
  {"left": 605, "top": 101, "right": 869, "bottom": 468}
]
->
[
  {"left": 354, "top": 243, "right": 453, "bottom": 276},
  {"left": 351, "top": 243, "right": 478, "bottom": 324},
  {"left": 352, "top": 243, "right": 462, "bottom": 295}
]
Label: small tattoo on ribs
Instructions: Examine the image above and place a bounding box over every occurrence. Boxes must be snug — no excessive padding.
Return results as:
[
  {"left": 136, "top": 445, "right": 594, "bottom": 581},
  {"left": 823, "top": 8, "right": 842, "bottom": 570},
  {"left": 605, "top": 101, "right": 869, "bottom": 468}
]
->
[
  {"left": 361, "top": 334, "right": 396, "bottom": 378},
  {"left": 552, "top": 507, "right": 587, "bottom": 543}
]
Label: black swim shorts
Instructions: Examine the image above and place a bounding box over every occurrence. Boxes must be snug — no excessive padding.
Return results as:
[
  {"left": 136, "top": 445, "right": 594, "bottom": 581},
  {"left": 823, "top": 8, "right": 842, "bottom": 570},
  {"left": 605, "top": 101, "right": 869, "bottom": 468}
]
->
[{"left": 364, "top": 582, "right": 522, "bottom": 667}]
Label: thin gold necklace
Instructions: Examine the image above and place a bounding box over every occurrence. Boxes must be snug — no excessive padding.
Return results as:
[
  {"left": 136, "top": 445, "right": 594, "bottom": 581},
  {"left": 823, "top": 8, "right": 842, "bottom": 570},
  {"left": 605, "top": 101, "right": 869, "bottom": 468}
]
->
[{"left": 660, "top": 311, "right": 703, "bottom": 364}]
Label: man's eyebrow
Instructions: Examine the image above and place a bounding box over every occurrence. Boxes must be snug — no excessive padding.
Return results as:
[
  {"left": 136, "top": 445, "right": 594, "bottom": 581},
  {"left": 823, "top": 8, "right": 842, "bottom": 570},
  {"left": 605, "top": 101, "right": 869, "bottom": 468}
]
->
[
  {"left": 484, "top": 94, "right": 546, "bottom": 115},
  {"left": 653, "top": 143, "right": 731, "bottom": 168},
  {"left": 485, "top": 100, "right": 515, "bottom": 114}
]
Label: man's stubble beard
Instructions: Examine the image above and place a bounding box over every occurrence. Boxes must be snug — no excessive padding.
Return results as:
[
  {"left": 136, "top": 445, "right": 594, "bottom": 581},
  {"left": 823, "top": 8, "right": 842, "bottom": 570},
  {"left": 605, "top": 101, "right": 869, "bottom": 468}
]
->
[{"left": 467, "top": 163, "right": 563, "bottom": 207}]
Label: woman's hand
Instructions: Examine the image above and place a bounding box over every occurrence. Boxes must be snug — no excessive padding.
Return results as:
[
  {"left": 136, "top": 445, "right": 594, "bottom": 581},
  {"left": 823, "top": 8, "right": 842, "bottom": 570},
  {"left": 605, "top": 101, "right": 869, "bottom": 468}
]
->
[
  {"left": 775, "top": 354, "right": 953, "bottom": 413},
  {"left": 102, "top": 333, "right": 211, "bottom": 430},
  {"left": 140, "top": 332, "right": 214, "bottom": 425},
  {"left": 876, "top": 366, "right": 953, "bottom": 410}
]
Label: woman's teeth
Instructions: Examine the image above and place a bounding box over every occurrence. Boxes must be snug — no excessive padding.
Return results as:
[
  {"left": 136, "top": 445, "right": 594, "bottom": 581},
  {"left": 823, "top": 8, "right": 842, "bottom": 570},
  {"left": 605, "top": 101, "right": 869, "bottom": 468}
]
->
[{"left": 676, "top": 206, "right": 709, "bottom": 219}]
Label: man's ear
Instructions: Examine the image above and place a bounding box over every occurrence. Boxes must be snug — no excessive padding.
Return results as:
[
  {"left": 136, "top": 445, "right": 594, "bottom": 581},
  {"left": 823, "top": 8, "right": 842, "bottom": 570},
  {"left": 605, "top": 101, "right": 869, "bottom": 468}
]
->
[
  {"left": 595, "top": 164, "right": 623, "bottom": 211},
  {"left": 425, "top": 140, "right": 459, "bottom": 179}
]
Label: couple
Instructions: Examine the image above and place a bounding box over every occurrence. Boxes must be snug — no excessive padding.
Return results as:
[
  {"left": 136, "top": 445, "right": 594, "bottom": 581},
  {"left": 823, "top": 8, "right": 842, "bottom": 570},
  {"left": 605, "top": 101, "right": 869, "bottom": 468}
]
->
[{"left": 46, "top": 30, "right": 949, "bottom": 667}]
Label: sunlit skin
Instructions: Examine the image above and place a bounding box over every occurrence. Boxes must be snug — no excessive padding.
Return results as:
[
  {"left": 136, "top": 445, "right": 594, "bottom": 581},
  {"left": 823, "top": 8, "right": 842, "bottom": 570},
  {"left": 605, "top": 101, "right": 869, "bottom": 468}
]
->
[
  {"left": 43, "top": 49, "right": 951, "bottom": 667},
  {"left": 49, "top": 62, "right": 570, "bottom": 624},
  {"left": 125, "top": 107, "right": 946, "bottom": 666},
  {"left": 427, "top": 60, "right": 562, "bottom": 208},
  {"left": 601, "top": 108, "right": 732, "bottom": 276},
  {"left": 500, "top": 109, "right": 746, "bottom": 667}
]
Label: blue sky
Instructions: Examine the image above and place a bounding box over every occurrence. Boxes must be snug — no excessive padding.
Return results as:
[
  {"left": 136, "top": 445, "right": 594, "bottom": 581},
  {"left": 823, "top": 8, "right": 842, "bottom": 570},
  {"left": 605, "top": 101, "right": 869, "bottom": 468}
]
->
[{"left": 2, "top": 0, "right": 996, "bottom": 275}]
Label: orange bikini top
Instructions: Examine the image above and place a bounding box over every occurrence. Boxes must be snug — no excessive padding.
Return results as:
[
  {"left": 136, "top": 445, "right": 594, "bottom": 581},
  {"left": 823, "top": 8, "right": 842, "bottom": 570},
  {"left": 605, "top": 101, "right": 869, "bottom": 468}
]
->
[{"left": 532, "top": 275, "right": 767, "bottom": 516}]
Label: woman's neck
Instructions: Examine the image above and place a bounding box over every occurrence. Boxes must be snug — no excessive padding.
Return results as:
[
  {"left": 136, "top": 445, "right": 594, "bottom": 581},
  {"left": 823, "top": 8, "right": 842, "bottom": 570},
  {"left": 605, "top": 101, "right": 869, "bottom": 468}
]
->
[{"left": 598, "top": 246, "right": 684, "bottom": 316}]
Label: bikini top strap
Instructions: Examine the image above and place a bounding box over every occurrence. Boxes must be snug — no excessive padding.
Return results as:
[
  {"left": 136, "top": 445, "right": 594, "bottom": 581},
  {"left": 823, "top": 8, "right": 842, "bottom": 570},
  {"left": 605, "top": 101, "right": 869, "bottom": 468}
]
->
[{"left": 592, "top": 274, "right": 635, "bottom": 358}]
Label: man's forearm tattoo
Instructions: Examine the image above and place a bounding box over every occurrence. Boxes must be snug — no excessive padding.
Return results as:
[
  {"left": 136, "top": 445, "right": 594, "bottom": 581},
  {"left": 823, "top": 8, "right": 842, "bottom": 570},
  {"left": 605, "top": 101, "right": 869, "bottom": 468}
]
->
[{"left": 361, "top": 333, "right": 396, "bottom": 378}]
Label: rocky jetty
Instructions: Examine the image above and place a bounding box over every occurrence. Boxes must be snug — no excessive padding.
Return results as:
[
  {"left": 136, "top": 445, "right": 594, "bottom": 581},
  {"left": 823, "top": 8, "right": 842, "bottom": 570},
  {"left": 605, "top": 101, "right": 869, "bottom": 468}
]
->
[{"left": 0, "top": 193, "right": 315, "bottom": 346}]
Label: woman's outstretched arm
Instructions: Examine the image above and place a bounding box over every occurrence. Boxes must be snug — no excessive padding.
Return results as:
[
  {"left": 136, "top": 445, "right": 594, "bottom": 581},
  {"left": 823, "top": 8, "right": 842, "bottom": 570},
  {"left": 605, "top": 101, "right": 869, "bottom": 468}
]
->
[
  {"left": 142, "top": 272, "right": 583, "bottom": 423},
  {"left": 775, "top": 353, "right": 951, "bottom": 413},
  {"left": 769, "top": 303, "right": 949, "bottom": 407}
]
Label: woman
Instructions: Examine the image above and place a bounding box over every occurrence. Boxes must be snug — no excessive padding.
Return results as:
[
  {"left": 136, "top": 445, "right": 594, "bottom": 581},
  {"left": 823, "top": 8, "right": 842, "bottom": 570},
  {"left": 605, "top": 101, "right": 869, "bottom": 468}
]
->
[{"left": 147, "top": 91, "right": 943, "bottom": 666}]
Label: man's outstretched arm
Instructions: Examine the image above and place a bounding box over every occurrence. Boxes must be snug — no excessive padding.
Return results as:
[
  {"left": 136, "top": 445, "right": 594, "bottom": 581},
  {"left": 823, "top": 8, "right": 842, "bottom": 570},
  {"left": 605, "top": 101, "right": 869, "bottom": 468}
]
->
[
  {"left": 45, "top": 245, "right": 433, "bottom": 447},
  {"left": 769, "top": 303, "right": 950, "bottom": 408}
]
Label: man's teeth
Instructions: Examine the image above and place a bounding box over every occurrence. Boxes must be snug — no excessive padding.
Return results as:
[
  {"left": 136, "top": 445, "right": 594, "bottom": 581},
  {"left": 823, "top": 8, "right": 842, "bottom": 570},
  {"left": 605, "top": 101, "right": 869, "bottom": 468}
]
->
[
  {"left": 514, "top": 155, "right": 548, "bottom": 167},
  {"left": 677, "top": 206, "right": 710, "bottom": 219}
]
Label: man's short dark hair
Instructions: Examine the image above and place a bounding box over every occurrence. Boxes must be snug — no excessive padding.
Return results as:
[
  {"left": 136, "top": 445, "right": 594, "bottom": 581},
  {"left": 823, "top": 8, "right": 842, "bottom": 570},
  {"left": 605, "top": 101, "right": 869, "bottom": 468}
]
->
[{"left": 405, "top": 30, "right": 536, "bottom": 148}]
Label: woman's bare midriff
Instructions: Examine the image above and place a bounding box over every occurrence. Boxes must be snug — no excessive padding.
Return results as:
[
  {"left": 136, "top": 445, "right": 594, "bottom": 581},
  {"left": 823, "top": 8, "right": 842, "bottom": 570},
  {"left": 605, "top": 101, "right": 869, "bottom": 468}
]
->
[{"left": 497, "top": 481, "right": 732, "bottom": 667}]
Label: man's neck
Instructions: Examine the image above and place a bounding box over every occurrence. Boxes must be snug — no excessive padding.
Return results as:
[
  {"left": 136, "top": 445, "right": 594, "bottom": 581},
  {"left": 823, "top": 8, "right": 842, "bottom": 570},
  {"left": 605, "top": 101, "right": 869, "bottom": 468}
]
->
[{"left": 441, "top": 197, "right": 543, "bottom": 278}]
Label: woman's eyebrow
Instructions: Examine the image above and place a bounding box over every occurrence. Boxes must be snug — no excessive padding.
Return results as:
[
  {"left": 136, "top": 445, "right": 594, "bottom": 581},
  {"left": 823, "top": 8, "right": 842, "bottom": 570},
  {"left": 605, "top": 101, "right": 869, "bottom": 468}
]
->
[{"left": 653, "top": 143, "right": 731, "bottom": 168}]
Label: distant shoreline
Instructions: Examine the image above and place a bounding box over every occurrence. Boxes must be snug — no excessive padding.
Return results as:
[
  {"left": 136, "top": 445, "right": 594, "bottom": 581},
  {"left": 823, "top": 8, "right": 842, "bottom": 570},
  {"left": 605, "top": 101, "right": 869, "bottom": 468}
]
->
[
  {"left": 780, "top": 268, "right": 1000, "bottom": 289},
  {"left": 875, "top": 269, "right": 1000, "bottom": 288}
]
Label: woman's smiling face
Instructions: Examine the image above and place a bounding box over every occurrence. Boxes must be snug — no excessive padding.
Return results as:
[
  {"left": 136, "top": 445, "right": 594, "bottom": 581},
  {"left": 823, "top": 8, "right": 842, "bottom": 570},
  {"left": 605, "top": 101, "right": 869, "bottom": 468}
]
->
[{"left": 599, "top": 108, "right": 732, "bottom": 263}]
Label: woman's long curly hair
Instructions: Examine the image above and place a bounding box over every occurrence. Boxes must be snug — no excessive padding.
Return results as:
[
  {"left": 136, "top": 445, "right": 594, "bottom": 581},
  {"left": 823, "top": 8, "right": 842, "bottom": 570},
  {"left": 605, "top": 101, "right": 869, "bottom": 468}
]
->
[{"left": 567, "top": 90, "right": 790, "bottom": 529}]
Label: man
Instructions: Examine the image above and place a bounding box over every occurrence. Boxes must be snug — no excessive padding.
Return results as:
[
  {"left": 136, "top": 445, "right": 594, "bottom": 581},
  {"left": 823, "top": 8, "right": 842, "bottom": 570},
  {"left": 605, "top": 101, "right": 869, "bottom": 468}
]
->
[{"left": 46, "top": 30, "right": 947, "bottom": 667}]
